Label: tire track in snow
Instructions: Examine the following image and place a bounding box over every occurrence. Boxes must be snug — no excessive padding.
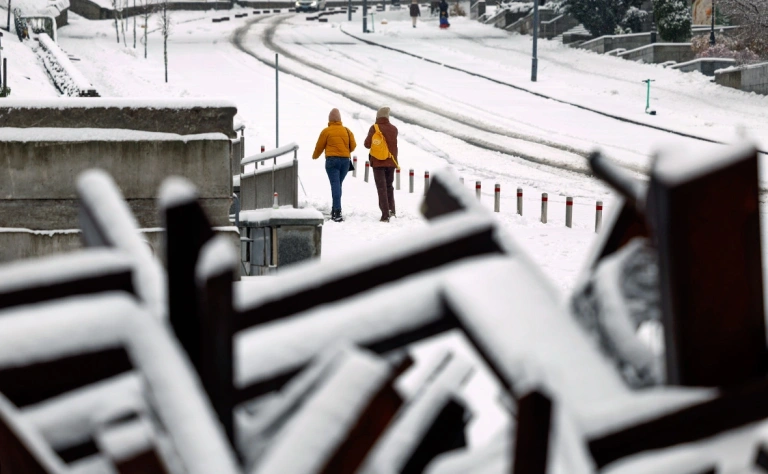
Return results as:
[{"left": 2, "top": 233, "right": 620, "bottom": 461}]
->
[{"left": 232, "top": 15, "right": 602, "bottom": 177}]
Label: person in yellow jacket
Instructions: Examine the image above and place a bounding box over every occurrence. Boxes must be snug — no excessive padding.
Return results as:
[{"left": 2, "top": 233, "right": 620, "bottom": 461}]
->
[{"left": 313, "top": 108, "right": 356, "bottom": 222}]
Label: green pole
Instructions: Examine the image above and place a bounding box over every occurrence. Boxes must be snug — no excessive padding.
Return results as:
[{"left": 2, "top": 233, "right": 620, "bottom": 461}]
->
[{"left": 646, "top": 80, "right": 650, "bottom": 112}]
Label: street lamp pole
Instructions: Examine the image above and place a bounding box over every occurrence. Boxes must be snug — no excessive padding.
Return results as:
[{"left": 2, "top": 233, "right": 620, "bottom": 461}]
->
[
  {"left": 531, "top": 0, "right": 539, "bottom": 82},
  {"left": 709, "top": 0, "right": 716, "bottom": 46}
]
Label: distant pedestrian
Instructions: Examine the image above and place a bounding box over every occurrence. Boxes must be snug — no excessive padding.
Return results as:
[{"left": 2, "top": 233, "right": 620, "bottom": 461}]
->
[
  {"left": 364, "top": 107, "right": 399, "bottom": 223},
  {"left": 409, "top": 0, "right": 421, "bottom": 28},
  {"left": 313, "top": 108, "right": 356, "bottom": 222},
  {"left": 439, "top": 0, "right": 450, "bottom": 28}
]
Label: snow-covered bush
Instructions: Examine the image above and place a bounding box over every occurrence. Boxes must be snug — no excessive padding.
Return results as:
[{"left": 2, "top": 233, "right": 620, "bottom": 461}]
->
[
  {"left": 691, "top": 34, "right": 761, "bottom": 65},
  {"left": 653, "top": 0, "right": 692, "bottom": 42},
  {"left": 562, "top": 0, "right": 645, "bottom": 37},
  {"left": 450, "top": 1, "right": 466, "bottom": 16},
  {"left": 718, "top": 0, "right": 768, "bottom": 58}
]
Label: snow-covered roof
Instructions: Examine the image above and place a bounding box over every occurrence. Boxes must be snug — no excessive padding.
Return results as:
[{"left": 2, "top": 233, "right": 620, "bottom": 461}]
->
[{"left": 17, "top": 0, "right": 70, "bottom": 17}]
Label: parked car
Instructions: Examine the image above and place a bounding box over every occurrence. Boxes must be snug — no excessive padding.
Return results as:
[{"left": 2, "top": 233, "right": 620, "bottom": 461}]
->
[{"left": 295, "top": 0, "right": 327, "bottom": 11}]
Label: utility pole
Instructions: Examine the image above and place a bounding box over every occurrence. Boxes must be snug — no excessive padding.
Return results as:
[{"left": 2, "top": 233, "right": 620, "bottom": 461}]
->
[
  {"left": 363, "top": 0, "right": 368, "bottom": 32},
  {"left": 531, "top": 0, "right": 538, "bottom": 82},
  {"left": 6, "top": 0, "right": 11, "bottom": 33},
  {"left": 348, "top": 0, "right": 351, "bottom": 21}
]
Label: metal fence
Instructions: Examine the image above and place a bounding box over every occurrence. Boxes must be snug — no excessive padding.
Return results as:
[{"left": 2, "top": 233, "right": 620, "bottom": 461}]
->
[{"left": 239, "top": 142, "right": 299, "bottom": 210}]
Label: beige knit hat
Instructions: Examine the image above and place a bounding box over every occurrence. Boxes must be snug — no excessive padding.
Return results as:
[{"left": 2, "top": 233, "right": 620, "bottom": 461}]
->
[
  {"left": 376, "top": 107, "right": 390, "bottom": 119},
  {"left": 328, "top": 108, "right": 341, "bottom": 122}
]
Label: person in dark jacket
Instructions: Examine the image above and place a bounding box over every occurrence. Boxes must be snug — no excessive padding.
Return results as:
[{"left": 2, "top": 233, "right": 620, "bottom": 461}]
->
[
  {"left": 439, "top": 0, "right": 450, "bottom": 28},
  {"left": 409, "top": 0, "right": 421, "bottom": 27},
  {"left": 364, "top": 107, "right": 399, "bottom": 223}
]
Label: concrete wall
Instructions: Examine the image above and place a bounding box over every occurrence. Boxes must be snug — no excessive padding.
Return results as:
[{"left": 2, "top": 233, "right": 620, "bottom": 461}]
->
[
  {"left": 0, "top": 100, "right": 238, "bottom": 138},
  {"left": 579, "top": 33, "right": 651, "bottom": 54},
  {"left": 672, "top": 58, "right": 736, "bottom": 76},
  {"left": 0, "top": 227, "right": 241, "bottom": 266},
  {"left": 0, "top": 135, "right": 232, "bottom": 229},
  {"left": 69, "top": 0, "right": 232, "bottom": 19},
  {"left": 619, "top": 43, "right": 694, "bottom": 64},
  {"left": 716, "top": 62, "right": 768, "bottom": 95}
]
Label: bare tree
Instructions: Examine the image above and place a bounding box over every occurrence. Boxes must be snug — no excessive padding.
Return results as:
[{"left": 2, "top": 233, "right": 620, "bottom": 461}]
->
[
  {"left": 133, "top": 0, "right": 136, "bottom": 49},
  {"left": 119, "top": 1, "right": 127, "bottom": 47},
  {"left": 6, "top": 0, "right": 11, "bottom": 33},
  {"left": 140, "top": 0, "right": 154, "bottom": 59},
  {"left": 718, "top": 0, "right": 768, "bottom": 57},
  {"left": 111, "top": 0, "right": 120, "bottom": 43},
  {"left": 157, "top": 0, "right": 171, "bottom": 82}
]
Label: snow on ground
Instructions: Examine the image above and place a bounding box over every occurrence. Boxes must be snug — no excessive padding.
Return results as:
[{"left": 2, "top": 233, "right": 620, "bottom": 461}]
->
[
  {"left": 12, "top": 3, "right": 768, "bottom": 451},
  {"left": 3, "top": 24, "right": 60, "bottom": 98}
]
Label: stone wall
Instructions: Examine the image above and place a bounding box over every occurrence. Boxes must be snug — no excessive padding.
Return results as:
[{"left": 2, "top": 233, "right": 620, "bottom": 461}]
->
[
  {"left": 672, "top": 58, "right": 736, "bottom": 76},
  {"left": 0, "top": 132, "right": 232, "bottom": 229},
  {"left": 0, "top": 99, "right": 238, "bottom": 138},
  {"left": 579, "top": 33, "right": 651, "bottom": 54},
  {"left": 619, "top": 43, "right": 694, "bottom": 64},
  {"left": 715, "top": 62, "right": 768, "bottom": 95}
]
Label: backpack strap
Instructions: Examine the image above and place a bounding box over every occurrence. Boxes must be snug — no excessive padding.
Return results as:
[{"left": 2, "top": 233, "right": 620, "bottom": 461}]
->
[{"left": 373, "top": 124, "right": 400, "bottom": 169}]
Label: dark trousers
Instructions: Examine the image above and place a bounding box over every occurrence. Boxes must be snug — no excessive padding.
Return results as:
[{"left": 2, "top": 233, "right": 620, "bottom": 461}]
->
[
  {"left": 373, "top": 167, "right": 396, "bottom": 218},
  {"left": 325, "top": 157, "right": 350, "bottom": 211}
]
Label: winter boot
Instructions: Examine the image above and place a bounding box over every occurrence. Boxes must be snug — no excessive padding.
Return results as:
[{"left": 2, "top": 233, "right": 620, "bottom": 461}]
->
[
  {"left": 332, "top": 209, "right": 343, "bottom": 222},
  {"left": 389, "top": 210, "right": 397, "bottom": 218},
  {"left": 380, "top": 216, "right": 390, "bottom": 223}
]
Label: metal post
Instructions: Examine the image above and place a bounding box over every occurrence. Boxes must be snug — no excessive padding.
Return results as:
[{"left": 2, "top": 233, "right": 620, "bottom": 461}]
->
[
  {"left": 396, "top": 168, "right": 400, "bottom": 190},
  {"left": 424, "top": 171, "right": 430, "bottom": 196},
  {"left": 566, "top": 196, "right": 573, "bottom": 228},
  {"left": 271, "top": 226, "right": 279, "bottom": 268},
  {"left": 261, "top": 145, "right": 265, "bottom": 153},
  {"left": 595, "top": 200, "right": 603, "bottom": 233},
  {"left": 293, "top": 149, "right": 299, "bottom": 208},
  {"left": 6, "top": 0, "right": 10, "bottom": 33},
  {"left": 363, "top": 0, "right": 368, "bottom": 32},
  {"left": 275, "top": 53, "right": 279, "bottom": 150},
  {"left": 541, "top": 193, "right": 547, "bottom": 223},
  {"left": 3, "top": 58, "right": 6, "bottom": 94},
  {"left": 517, "top": 187, "right": 523, "bottom": 216},
  {"left": 409, "top": 169, "right": 414, "bottom": 193},
  {"left": 364, "top": 161, "right": 370, "bottom": 182},
  {"left": 494, "top": 184, "right": 500, "bottom": 212},
  {"left": 531, "top": 0, "right": 539, "bottom": 82},
  {"left": 0, "top": 34, "right": 3, "bottom": 88},
  {"left": 709, "top": 0, "right": 716, "bottom": 46},
  {"left": 370, "top": 12, "right": 375, "bottom": 32},
  {"left": 348, "top": 0, "right": 352, "bottom": 21},
  {"left": 353, "top": 156, "right": 358, "bottom": 177}
]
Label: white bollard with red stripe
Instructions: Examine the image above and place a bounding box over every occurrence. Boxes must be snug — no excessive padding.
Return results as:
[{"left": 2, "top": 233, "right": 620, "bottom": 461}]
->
[
  {"left": 273, "top": 192, "right": 279, "bottom": 209},
  {"left": 494, "top": 184, "right": 500, "bottom": 212},
  {"left": 396, "top": 168, "right": 401, "bottom": 190},
  {"left": 364, "top": 161, "right": 370, "bottom": 182},
  {"left": 261, "top": 145, "right": 265, "bottom": 153},
  {"left": 541, "top": 193, "right": 548, "bottom": 223},
  {"left": 517, "top": 188, "right": 523, "bottom": 216},
  {"left": 566, "top": 196, "right": 573, "bottom": 228},
  {"left": 409, "top": 169, "right": 414, "bottom": 193},
  {"left": 595, "top": 200, "right": 603, "bottom": 233},
  {"left": 424, "top": 171, "right": 430, "bottom": 196},
  {"left": 476, "top": 181, "right": 481, "bottom": 201},
  {"left": 353, "top": 156, "right": 358, "bottom": 177}
]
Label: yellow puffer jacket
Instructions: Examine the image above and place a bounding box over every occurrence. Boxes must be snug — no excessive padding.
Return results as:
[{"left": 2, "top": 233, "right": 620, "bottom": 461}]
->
[{"left": 312, "top": 122, "right": 356, "bottom": 159}]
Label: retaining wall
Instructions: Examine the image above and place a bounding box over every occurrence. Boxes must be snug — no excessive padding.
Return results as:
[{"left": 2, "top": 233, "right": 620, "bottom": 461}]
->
[
  {"left": 618, "top": 43, "right": 694, "bottom": 64},
  {"left": 672, "top": 58, "right": 736, "bottom": 76},
  {"left": 579, "top": 32, "right": 651, "bottom": 54},
  {"left": 715, "top": 62, "right": 768, "bottom": 95},
  {"left": 0, "top": 99, "right": 238, "bottom": 138},
  {"left": 36, "top": 33, "right": 99, "bottom": 97},
  {"left": 69, "top": 0, "right": 232, "bottom": 19},
  {"left": 0, "top": 129, "right": 232, "bottom": 229}
]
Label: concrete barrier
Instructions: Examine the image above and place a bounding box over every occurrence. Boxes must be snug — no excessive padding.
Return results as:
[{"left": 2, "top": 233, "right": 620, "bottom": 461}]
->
[
  {"left": 618, "top": 43, "right": 694, "bottom": 64},
  {"left": 671, "top": 58, "right": 736, "bottom": 76},
  {"left": 715, "top": 62, "right": 768, "bottom": 95},
  {"left": 0, "top": 98, "right": 238, "bottom": 138},
  {"left": 0, "top": 129, "right": 232, "bottom": 229},
  {"left": 579, "top": 32, "right": 652, "bottom": 54}
]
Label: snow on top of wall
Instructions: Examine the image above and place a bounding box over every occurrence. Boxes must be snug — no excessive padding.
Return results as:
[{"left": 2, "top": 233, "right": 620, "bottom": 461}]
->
[
  {"left": 0, "top": 97, "right": 237, "bottom": 110},
  {"left": 240, "top": 160, "right": 295, "bottom": 178},
  {"left": 251, "top": 348, "right": 391, "bottom": 474},
  {"left": 0, "top": 249, "right": 132, "bottom": 295},
  {"left": 95, "top": 417, "right": 156, "bottom": 463},
  {"left": 239, "top": 207, "right": 324, "bottom": 224},
  {"left": 0, "top": 293, "right": 240, "bottom": 474},
  {"left": 77, "top": 169, "right": 167, "bottom": 320},
  {"left": 359, "top": 356, "right": 474, "bottom": 473},
  {"left": 196, "top": 235, "right": 238, "bottom": 280},
  {"left": 158, "top": 175, "right": 200, "bottom": 209},
  {"left": 0, "top": 127, "right": 228, "bottom": 143},
  {"left": 653, "top": 142, "right": 757, "bottom": 186},
  {"left": 37, "top": 34, "right": 94, "bottom": 92},
  {"left": 235, "top": 267, "right": 446, "bottom": 388}
]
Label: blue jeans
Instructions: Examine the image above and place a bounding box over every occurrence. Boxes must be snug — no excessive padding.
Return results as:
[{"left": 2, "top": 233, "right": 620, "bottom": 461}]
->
[{"left": 325, "top": 157, "right": 350, "bottom": 211}]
